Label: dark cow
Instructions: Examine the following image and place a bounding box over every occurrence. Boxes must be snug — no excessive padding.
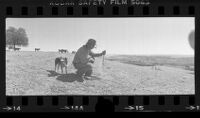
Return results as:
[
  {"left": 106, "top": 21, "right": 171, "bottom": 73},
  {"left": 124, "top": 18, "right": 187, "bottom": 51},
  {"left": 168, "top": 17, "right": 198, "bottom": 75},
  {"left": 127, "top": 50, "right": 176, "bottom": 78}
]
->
[
  {"left": 14, "top": 48, "right": 20, "bottom": 51},
  {"left": 59, "top": 49, "right": 68, "bottom": 53},
  {"left": 35, "top": 48, "right": 40, "bottom": 52},
  {"left": 58, "top": 49, "right": 63, "bottom": 53},
  {"left": 72, "top": 51, "right": 76, "bottom": 54},
  {"left": 63, "top": 50, "right": 67, "bottom": 53}
]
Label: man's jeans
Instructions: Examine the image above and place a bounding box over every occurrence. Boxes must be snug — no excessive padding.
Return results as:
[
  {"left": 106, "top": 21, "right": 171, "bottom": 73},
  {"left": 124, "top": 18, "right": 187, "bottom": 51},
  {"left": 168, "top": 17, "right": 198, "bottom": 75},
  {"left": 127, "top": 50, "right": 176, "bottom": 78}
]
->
[{"left": 73, "top": 62, "right": 93, "bottom": 77}]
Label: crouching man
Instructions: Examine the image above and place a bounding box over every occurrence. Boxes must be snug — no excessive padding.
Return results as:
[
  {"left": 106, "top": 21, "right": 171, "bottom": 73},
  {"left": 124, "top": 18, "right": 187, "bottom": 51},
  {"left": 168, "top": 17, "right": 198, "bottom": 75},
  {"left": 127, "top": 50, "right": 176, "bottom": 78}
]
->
[{"left": 73, "top": 39, "right": 106, "bottom": 80}]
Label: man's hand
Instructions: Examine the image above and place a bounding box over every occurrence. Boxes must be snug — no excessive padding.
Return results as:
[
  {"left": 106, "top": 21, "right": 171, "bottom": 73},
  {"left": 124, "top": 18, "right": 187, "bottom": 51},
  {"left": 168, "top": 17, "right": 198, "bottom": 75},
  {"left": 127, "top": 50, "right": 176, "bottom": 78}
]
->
[
  {"left": 89, "top": 59, "right": 94, "bottom": 63},
  {"left": 101, "top": 50, "right": 106, "bottom": 56},
  {"left": 88, "top": 57, "right": 95, "bottom": 63}
]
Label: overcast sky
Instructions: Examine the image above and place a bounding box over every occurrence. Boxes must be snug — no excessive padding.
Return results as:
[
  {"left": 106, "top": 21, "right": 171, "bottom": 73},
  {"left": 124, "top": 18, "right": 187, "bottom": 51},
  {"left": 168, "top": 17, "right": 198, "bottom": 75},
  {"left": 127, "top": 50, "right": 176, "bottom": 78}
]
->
[{"left": 6, "top": 17, "right": 194, "bottom": 55}]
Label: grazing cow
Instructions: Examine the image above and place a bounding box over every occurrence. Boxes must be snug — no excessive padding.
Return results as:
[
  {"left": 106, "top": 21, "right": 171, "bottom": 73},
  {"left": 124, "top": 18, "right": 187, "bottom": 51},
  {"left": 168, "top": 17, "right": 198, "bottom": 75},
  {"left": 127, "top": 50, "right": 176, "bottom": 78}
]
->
[
  {"left": 58, "top": 49, "right": 68, "bottom": 53},
  {"left": 55, "top": 57, "right": 68, "bottom": 74},
  {"left": 35, "top": 48, "right": 40, "bottom": 52},
  {"left": 72, "top": 51, "right": 76, "bottom": 54},
  {"left": 14, "top": 47, "right": 20, "bottom": 51},
  {"left": 58, "top": 49, "right": 61, "bottom": 53},
  {"left": 58, "top": 49, "right": 64, "bottom": 53},
  {"left": 63, "top": 50, "right": 67, "bottom": 53},
  {"left": 8, "top": 46, "right": 14, "bottom": 51}
]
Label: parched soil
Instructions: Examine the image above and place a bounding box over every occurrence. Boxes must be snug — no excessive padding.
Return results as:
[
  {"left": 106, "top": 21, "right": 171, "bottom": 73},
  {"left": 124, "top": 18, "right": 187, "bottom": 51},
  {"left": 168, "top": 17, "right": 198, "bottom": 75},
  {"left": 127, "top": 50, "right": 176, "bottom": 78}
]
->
[{"left": 6, "top": 51, "right": 194, "bottom": 95}]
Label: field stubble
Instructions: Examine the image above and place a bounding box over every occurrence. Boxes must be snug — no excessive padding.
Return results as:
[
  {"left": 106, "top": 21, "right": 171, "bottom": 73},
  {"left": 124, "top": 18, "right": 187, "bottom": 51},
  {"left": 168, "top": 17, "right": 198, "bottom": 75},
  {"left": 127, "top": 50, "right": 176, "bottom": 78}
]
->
[{"left": 6, "top": 51, "right": 194, "bottom": 95}]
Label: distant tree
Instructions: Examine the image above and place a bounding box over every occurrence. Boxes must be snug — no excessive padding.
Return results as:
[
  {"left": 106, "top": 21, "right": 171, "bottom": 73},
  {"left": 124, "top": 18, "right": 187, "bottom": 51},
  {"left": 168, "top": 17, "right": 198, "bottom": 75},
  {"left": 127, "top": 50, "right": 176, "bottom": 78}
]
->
[
  {"left": 6, "top": 27, "right": 29, "bottom": 50},
  {"left": 188, "top": 30, "right": 194, "bottom": 50}
]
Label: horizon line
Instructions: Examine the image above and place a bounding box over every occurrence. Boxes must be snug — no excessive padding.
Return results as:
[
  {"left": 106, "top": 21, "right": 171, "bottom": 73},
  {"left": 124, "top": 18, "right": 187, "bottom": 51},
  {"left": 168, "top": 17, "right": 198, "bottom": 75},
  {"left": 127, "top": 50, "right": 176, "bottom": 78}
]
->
[{"left": 5, "top": 50, "right": 194, "bottom": 56}]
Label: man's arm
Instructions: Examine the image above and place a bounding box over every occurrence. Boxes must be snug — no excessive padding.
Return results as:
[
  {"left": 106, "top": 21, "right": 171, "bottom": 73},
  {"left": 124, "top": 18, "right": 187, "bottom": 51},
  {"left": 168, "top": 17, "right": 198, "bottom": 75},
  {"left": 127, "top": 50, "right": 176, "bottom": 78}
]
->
[{"left": 89, "top": 51, "right": 102, "bottom": 57}]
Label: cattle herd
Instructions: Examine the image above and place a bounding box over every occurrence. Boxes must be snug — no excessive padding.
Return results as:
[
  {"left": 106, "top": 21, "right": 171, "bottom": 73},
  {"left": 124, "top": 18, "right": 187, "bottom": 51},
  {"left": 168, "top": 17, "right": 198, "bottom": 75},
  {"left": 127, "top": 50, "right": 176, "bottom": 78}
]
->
[
  {"left": 7, "top": 47, "right": 21, "bottom": 51},
  {"left": 6, "top": 47, "right": 77, "bottom": 54},
  {"left": 56, "top": 49, "right": 76, "bottom": 54},
  {"left": 58, "top": 49, "right": 76, "bottom": 54}
]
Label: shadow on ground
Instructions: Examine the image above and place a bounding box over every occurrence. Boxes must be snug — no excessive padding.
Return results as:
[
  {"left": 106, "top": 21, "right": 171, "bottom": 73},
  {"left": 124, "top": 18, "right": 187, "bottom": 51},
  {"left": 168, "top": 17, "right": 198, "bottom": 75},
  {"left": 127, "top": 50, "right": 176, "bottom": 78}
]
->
[
  {"left": 57, "top": 73, "right": 84, "bottom": 82},
  {"left": 46, "top": 70, "right": 102, "bottom": 83},
  {"left": 47, "top": 70, "right": 61, "bottom": 77}
]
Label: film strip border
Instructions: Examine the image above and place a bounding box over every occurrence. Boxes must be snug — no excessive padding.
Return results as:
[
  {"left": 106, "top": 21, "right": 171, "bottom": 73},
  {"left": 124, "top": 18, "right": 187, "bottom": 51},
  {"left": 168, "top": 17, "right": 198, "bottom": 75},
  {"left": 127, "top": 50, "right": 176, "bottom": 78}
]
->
[
  {"left": 0, "top": 95, "right": 197, "bottom": 112},
  {"left": 1, "top": 3, "right": 199, "bottom": 16},
  {"left": 0, "top": 0, "right": 200, "bottom": 112}
]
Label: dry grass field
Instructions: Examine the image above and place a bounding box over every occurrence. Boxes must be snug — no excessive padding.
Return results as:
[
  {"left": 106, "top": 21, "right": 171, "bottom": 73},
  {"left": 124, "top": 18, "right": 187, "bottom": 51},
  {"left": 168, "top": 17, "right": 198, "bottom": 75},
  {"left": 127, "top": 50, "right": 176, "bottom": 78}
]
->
[{"left": 6, "top": 51, "right": 194, "bottom": 95}]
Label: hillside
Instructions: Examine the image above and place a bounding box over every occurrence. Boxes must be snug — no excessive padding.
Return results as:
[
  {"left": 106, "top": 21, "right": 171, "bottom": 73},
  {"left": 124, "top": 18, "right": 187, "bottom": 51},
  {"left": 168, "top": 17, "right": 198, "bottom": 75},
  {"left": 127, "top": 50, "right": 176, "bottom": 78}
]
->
[{"left": 6, "top": 51, "right": 194, "bottom": 95}]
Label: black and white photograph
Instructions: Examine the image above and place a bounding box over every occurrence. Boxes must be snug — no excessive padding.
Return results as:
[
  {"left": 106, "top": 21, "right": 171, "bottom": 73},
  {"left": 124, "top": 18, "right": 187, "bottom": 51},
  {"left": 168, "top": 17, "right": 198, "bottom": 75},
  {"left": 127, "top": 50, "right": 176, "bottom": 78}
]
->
[{"left": 6, "top": 18, "right": 195, "bottom": 96}]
